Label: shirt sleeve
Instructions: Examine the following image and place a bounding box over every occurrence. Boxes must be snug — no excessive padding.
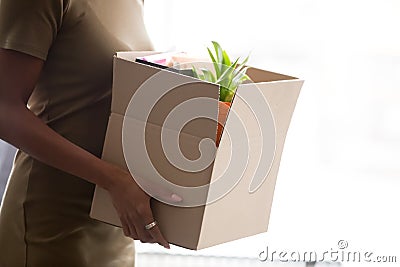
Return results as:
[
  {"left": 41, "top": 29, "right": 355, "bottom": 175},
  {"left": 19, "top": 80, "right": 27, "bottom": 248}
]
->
[{"left": 0, "top": 0, "right": 68, "bottom": 60}]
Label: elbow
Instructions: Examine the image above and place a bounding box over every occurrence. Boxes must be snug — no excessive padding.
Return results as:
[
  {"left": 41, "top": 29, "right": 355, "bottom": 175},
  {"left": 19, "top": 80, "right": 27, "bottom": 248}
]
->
[{"left": 0, "top": 98, "right": 25, "bottom": 142}]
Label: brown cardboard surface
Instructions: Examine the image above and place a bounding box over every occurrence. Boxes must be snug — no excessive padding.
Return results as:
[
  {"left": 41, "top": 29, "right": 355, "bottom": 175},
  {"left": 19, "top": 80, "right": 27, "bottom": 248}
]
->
[
  {"left": 90, "top": 113, "right": 211, "bottom": 249},
  {"left": 197, "top": 80, "right": 303, "bottom": 249},
  {"left": 90, "top": 51, "right": 303, "bottom": 250}
]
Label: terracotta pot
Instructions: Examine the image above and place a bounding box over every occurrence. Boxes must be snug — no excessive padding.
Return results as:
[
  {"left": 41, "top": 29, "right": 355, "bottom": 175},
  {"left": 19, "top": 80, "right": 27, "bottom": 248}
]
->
[{"left": 216, "top": 101, "right": 231, "bottom": 147}]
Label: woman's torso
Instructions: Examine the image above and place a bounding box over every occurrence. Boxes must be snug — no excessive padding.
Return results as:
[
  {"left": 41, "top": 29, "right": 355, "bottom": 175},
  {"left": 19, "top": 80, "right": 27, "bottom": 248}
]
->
[{"left": 0, "top": 0, "right": 153, "bottom": 266}]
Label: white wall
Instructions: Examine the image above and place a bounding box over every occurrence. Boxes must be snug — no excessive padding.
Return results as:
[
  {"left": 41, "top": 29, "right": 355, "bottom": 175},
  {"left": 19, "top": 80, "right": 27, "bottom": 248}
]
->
[
  {"left": 0, "top": 140, "right": 15, "bottom": 203},
  {"left": 143, "top": 0, "right": 400, "bottom": 264}
]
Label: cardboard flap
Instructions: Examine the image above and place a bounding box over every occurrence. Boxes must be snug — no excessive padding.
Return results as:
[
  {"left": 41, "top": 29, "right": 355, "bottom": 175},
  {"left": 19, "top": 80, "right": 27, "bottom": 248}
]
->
[
  {"left": 197, "top": 79, "right": 303, "bottom": 249},
  {"left": 115, "top": 51, "right": 160, "bottom": 62},
  {"left": 216, "top": 79, "right": 304, "bottom": 194},
  {"left": 112, "top": 56, "right": 220, "bottom": 139},
  {"left": 246, "top": 67, "right": 297, "bottom": 83}
]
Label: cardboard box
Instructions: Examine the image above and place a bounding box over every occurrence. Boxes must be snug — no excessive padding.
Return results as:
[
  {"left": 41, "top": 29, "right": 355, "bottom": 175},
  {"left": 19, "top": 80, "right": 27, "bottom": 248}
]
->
[{"left": 90, "top": 51, "right": 303, "bottom": 250}]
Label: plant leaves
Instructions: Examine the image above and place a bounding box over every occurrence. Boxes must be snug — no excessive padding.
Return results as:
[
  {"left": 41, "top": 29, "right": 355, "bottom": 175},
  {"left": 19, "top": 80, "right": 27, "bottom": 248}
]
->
[
  {"left": 192, "top": 66, "right": 200, "bottom": 79},
  {"left": 194, "top": 41, "right": 251, "bottom": 102},
  {"left": 200, "top": 68, "right": 216, "bottom": 83},
  {"left": 222, "top": 50, "right": 231, "bottom": 66},
  {"left": 212, "top": 41, "right": 223, "bottom": 66},
  {"left": 217, "top": 57, "right": 240, "bottom": 85},
  {"left": 231, "top": 67, "right": 249, "bottom": 88},
  {"left": 220, "top": 86, "right": 231, "bottom": 102},
  {"left": 220, "top": 87, "right": 235, "bottom": 102},
  {"left": 220, "top": 50, "right": 231, "bottom": 74},
  {"left": 207, "top": 47, "right": 220, "bottom": 77}
]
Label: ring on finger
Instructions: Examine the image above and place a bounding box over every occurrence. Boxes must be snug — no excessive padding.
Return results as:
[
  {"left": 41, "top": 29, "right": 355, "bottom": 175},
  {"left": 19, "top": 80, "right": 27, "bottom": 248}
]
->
[{"left": 144, "top": 220, "right": 157, "bottom": 230}]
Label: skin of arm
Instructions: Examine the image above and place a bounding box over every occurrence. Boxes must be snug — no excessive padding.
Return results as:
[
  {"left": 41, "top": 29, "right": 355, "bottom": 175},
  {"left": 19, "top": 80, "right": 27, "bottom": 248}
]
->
[{"left": 0, "top": 48, "right": 170, "bottom": 249}]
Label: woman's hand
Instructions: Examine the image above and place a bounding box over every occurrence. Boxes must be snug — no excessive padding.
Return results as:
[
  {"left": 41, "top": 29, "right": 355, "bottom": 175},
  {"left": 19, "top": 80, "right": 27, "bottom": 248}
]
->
[{"left": 106, "top": 167, "right": 181, "bottom": 249}]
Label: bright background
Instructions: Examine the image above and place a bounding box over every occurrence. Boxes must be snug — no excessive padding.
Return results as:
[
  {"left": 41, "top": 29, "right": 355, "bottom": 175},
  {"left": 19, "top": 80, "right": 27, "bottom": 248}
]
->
[
  {"left": 140, "top": 0, "right": 400, "bottom": 265},
  {"left": 0, "top": 0, "right": 399, "bottom": 266}
]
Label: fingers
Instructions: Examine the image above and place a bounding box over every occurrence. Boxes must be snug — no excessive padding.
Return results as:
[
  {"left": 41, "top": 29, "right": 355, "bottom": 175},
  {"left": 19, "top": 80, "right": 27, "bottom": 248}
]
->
[
  {"left": 125, "top": 203, "right": 167, "bottom": 248},
  {"left": 121, "top": 215, "right": 139, "bottom": 240},
  {"left": 120, "top": 216, "right": 131, "bottom": 237},
  {"left": 109, "top": 173, "right": 171, "bottom": 248},
  {"left": 147, "top": 224, "right": 170, "bottom": 249},
  {"left": 138, "top": 204, "right": 170, "bottom": 249},
  {"left": 133, "top": 218, "right": 154, "bottom": 244},
  {"left": 122, "top": 211, "right": 169, "bottom": 247},
  {"left": 127, "top": 221, "right": 138, "bottom": 240}
]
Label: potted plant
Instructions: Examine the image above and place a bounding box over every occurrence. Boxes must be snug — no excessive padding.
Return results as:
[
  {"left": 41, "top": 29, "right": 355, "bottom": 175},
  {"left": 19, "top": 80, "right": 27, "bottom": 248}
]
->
[{"left": 192, "top": 41, "right": 250, "bottom": 146}]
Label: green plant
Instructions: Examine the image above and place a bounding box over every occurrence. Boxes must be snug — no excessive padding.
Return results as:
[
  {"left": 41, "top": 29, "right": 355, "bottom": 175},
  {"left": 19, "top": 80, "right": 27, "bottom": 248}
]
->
[{"left": 192, "top": 41, "right": 251, "bottom": 102}]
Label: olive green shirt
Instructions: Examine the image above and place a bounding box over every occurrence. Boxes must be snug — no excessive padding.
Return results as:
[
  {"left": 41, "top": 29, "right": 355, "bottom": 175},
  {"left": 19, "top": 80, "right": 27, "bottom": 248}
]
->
[{"left": 0, "top": 0, "right": 153, "bottom": 266}]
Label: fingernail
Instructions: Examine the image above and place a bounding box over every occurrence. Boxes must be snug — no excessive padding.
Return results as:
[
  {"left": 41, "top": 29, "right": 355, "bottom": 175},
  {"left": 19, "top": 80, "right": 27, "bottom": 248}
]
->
[
  {"left": 171, "top": 193, "right": 182, "bottom": 202},
  {"left": 159, "top": 242, "right": 170, "bottom": 249}
]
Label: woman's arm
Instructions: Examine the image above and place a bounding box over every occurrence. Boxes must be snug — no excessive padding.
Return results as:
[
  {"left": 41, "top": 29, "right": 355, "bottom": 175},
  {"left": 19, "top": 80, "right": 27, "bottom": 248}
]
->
[{"left": 0, "top": 48, "right": 170, "bottom": 249}]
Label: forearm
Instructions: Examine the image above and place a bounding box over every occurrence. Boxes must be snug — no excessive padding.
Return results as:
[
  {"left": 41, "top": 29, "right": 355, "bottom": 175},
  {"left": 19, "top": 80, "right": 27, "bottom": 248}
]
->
[{"left": 0, "top": 101, "right": 123, "bottom": 190}]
